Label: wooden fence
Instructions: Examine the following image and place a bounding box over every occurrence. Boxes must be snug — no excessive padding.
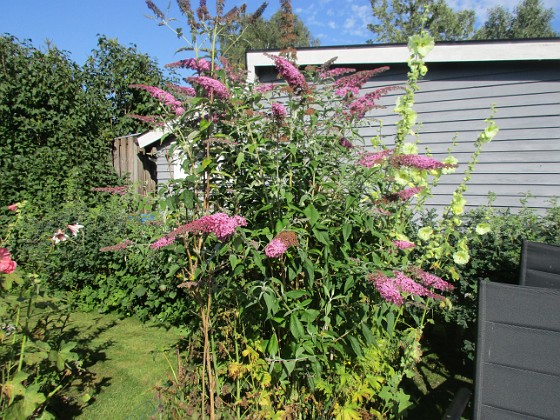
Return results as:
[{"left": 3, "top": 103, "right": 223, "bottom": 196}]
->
[{"left": 112, "top": 135, "right": 157, "bottom": 195}]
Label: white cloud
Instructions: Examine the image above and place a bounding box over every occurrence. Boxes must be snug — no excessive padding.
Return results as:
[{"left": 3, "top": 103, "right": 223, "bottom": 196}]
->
[{"left": 328, "top": 21, "right": 337, "bottom": 29}]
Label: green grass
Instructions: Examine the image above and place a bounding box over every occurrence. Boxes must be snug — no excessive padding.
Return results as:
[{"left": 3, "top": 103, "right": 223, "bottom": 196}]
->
[
  {"left": 1, "top": 293, "right": 181, "bottom": 419},
  {"left": 3, "top": 292, "right": 473, "bottom": 419},
  {"left": 66, "top": 312, "right": 181, "bottom": 419}
]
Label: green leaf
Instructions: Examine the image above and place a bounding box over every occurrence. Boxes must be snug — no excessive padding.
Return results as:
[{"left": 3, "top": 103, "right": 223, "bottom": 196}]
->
[
  {"left": 135, "top": 285, "right": 147, "bottom": 297},
  {"left": 268, "top": 332, "right": 278, "bottom": 357},
  {"left": 229, "top": 254, "right": 238, "bottom": 270},
  {"left": 342, "top": 223, "right": 352, "bottom": 242},
  {"left": 303, "top": 204, "right": 320, "bottom": 226},
  {"left": 263, "top": 292, "right": 280, "bottom": 317},
  {"left": 283, "top": 359, "right": 296, "bottom": 376},
  {"left": 285, "top": 290, "right": 308, "bottom": 300},
  {"left": 347, "top": 335, "right": 363, "bottom": 357},
  {"left": 289, "top": 313, "right": 305, "bottom": 340},
  {"left": 235, "top": 152, "right": 245, "bottom": 167}
]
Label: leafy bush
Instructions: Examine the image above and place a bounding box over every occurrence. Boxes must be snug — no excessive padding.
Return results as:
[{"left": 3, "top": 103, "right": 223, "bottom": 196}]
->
[
  {"left": 433, "top": 197, "right": 560, "bottom": 361},
  {"left": 117, "top": 2, "right": 500, "bottom": 417}
]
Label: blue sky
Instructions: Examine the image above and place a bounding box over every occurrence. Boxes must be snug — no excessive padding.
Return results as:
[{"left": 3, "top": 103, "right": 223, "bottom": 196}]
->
[{"left": 1, "top": 0, "right": 559, "bottom": 67}]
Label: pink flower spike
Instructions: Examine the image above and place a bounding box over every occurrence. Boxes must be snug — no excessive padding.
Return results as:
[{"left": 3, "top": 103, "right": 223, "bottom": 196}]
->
[
  {"left": 271, "top": 102, "right": 287, "bottom": 119},
  {"left": 187, "top": 76, "right": 230, "bottom": 100},
  {"left": 256, "top": 84, "right": 274, "bottom": 93},
  {"left": 0, "top": 248, "right": 17, "bottom": 274},
  {"left": 265, "top": 238, "right": 289, "bottom": 258},
  {"left": 368, "top": 272, "right": 403, "bottom": 306},
  {"left": 67, "top": 224, "right": 84, "bottom": 237},
  {"left": 358, "top": 149, "right": 394, "bottom": 168},
  {"left": 391, "top": 154, "right": 457, "bottom": 171},
  {"left": 265, "top": 54, "right": 309, "bottom": 94},
  {"left": 129, "top": 84, "right": 184, "bottom": 115},
  {"left": 393, "top": 240, "right": 415, "bottom": 250},
  {"left": 411, "top": 268, "right": 454, "bottom": 292},
  {"left": 7, "top": 203, "right": 18, "bottom": 211},
  {"left": 52, "top": 229, "right": 68, "bottom": 244},
  {"left": 150, "top": 236, "right": 176, "bottom": 249}
]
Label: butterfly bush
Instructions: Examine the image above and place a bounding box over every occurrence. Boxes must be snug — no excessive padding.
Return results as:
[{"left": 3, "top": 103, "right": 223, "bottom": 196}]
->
[{"left": 138, "top": 5, "right": 499, "bottom": 415}]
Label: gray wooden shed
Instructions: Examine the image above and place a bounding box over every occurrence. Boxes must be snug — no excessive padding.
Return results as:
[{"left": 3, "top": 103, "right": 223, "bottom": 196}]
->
[
  {"left": 136, "top": 128, "right": 183, "bottom": 186},
  {"left": 247, "top": 39, "right": 560, "bottom": 213}
]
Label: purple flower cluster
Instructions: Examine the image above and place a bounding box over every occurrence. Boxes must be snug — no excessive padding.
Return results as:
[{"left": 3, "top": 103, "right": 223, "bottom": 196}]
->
[
  {"left": 271, "top": 102, "right": 287, "bottom": 119},
  {"left": 358, "top": 149, "right": 394, "bottom": 168},
  {"left": 339, "top": 138, "right": 354, "bottom": 149},
  {"left": 165, "top": 57, "right": 212, "bottom": 73},
  {"left": 347, "top": 93, "right": 381, "bottom": 119},
  {"left": 267, "top": 54, "right": 308, "bottom": 94},
  {"left": 187, "top": 76, "right": 230, "bottom": 100},
  {"left": 393, "top": 240, "right": 416, "bottom": 250},
  {"left": 319, "top": 67, "right": 356, "bottom": 80},
  {"left": 391, "top": 154, "right": 456, "bottom": 170},
  {"left": 333, "top": 67, "right": 389, "bottom": 98},
  {"left": 410, "top": 268, "right": 454, "bottom": 291},
  {"left": 369, "top": 271, "right": 437, "bottom": 306},
  {"left": 396, "top": 186, "right": 425, "bottom": 200},
  {"left": 166, "top": 83, "right": 197, "bottom": 97},
  {"left": 265, "top": 239, "right": 288, "bottom": 258},
  {"left": 167, "top": 213, "right": 247, "bottom": 241},
  {"left": 130, "top": 84, "right": 185, "bottom": 115},
  {"left": 265, "top": 231, "right": 298, "bottom": 258},
  {"left": 150, "top": 236, "right": 176, "bottom": 249},
  {"left": 256, "top": 84, "right": 274, "bottom": 93}
]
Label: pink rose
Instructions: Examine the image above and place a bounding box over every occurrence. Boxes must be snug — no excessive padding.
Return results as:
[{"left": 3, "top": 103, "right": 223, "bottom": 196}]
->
[
  {"left": 0, "top": 248, "right": 17, "bottom": 274},
  {"left": 7, "top": 203, "right": 18, "bottom": 211}
]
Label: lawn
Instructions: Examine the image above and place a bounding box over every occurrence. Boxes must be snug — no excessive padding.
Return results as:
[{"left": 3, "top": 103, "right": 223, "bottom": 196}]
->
[
  {"left": 1, "top": 293, "right": 182, "bottom": 419},
  {"left": 66, "top": 312, "right": 180, "bottom": 419}
]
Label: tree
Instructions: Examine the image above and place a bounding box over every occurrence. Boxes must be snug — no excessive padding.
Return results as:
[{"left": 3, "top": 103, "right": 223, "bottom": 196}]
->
[
  {"left": 367, "top": 0, "right": 475, "bottom": 43},
  {"left": 0, "top": 35, "right": 166, "bottom": 209},
  {"left": 474, "top": 0, "right": 558, "bottom": 40},
  {"left": 82, "top": 35, "right": 169, "bottom": 140},
  {"left": 220, "top": 9, "right": 320, "bottom": 68}
]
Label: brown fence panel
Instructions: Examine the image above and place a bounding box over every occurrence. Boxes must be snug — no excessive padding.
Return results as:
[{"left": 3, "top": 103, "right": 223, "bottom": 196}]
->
[{"left": 112, "top": 135, "right": 156, "bottom": 195}]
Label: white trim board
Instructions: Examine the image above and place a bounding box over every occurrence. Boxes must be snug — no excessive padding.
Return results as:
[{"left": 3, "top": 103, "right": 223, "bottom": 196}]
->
[{"left": 246, "top": 40, "right": 560, "bottom": 82}]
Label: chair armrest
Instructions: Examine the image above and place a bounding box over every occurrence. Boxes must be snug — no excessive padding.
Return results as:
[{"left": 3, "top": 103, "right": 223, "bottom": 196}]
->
[{"left": 442, "top": 387, "right": 472, "bottom": 420}]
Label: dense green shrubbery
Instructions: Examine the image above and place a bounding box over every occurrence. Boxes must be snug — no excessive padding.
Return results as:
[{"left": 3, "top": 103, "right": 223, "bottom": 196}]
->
[
  {"left": 5, "top": 193, "right": 193, "bottom": 323},
  {"left": 0, "top": 34, "right": 166, "bottom": 211},
  {"left": 432, "top": 198, "right": 560, "bottom": 361}
]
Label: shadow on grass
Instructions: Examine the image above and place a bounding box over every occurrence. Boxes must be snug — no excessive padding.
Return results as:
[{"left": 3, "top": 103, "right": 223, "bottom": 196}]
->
[
  {"left": 405, "top": 326, "right": 475, "bottom": 419},
  {"left": 45, "top": 316, "right": 119, "bottom": 418}
]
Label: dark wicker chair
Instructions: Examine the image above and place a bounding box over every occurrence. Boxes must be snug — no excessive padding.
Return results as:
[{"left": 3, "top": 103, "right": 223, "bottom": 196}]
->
[
  {"left": 443, "top": 280, "right": 560, "bottom": 419},
  {"left": 519, "top": 240, "right": 560, "bottom": 289}
]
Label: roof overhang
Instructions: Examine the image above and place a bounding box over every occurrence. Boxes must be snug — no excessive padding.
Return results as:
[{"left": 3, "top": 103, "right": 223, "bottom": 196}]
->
[
  {"left": 246, "top": 39, "right": 560, "bottom": 82},
  {"left": 136, "top": 127, "right": 170, "bottom": 149}
]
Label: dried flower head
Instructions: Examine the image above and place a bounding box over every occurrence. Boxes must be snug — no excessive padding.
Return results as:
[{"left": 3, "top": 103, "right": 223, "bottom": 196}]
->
[
  {"left": 146, "top": 0, "right": 165, "bottom": 20},
  {"left": 100, "top": 240, "right": 133, "bottom": 252},
  {"left": 92, "top": 186, "right": 128, "bottom": 195}
]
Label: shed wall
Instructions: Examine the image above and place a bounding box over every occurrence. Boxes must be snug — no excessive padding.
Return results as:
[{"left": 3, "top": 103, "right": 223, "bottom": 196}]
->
[{"left": 255, "top": 60, "right": 560, "bottom": 212}]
